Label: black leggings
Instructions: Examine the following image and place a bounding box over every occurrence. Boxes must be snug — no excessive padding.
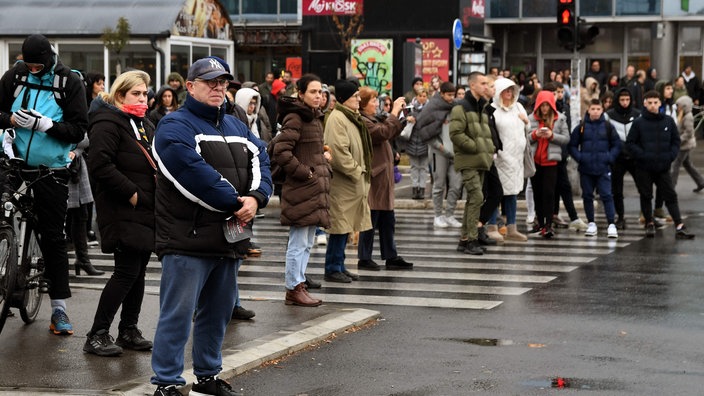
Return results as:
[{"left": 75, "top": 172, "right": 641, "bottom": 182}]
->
[{"left": 531, "top": 165, "right": 558, "bottom": 228}]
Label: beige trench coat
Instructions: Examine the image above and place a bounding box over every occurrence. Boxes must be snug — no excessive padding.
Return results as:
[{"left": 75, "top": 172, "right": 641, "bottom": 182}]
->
[{"left": 323, "top": 108, "right": 372, "bottom": 234}]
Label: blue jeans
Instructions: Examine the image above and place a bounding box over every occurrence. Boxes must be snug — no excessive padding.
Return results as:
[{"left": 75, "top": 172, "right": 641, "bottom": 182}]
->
[
  {"left": 580, "top": 172, "right": 615, "bottom": 223},
  {"left": 151, "top": 254, "right": 239, "bottom": 386},
  {"left": 285, "top": 226, "right": 316, "bottom": 290},
  {"left": 503, "top": 195, "right": 517, "bottom": 225},
  {"left": 324, "top": 233, "right": 349, "bottom": 274}
]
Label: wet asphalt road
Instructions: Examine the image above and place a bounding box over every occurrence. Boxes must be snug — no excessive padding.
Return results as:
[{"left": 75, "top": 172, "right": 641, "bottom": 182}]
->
[
  {"left": 232, "top": 212, "right": 704, "bottom": 395},
  {"left": 230, "top": 152, "right": 704, "bottom": 395},
  {"left": 1, "top": 147, "right": 703, "bottom": 395}
]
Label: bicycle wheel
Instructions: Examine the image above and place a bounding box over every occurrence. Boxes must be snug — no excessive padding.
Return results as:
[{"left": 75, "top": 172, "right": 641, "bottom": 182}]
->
[
  {"left": 19, "top": 228, "right": 43, "bottom": 324},
  {"left": 0, "top": 225, "right": 18, "bottom": 334}
]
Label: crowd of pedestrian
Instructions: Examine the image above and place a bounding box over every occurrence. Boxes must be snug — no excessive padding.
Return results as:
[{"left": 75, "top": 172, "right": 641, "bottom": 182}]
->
[{"left": 0, "top": 33, "right": 701, "bottom": 396}]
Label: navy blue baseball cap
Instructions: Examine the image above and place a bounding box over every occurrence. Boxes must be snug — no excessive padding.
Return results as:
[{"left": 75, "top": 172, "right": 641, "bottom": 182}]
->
[{"left": 187, "top": 58, "right": 234, "bottom": 81}]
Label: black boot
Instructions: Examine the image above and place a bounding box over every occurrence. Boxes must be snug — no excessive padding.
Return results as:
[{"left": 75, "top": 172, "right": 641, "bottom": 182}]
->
[
  {"left": 411, "top": 187, "right": 420, "bottom": 200},
  {"left": 71, "top": 206, "right": 103, "bottom": 276},
  {"left": 418, "top": 187, "right": 425, "bottom": 200},
  {"left": 477, "top": 226, "right": 497, "bottom": 246},
  {"left": 75, "top": 261, "right": 104, "bottom": 276},
  {"left": 463, "top": 240, "right": 484, "bottom": 255}
]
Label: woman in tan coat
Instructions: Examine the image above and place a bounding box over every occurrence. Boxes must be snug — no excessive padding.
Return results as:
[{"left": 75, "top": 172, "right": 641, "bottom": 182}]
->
[
  {"left": 356, "top": 87, "right": 413, "bottom": 271},
  {"left": 323, "top": 80, "right": 373, "bottom": 283}
]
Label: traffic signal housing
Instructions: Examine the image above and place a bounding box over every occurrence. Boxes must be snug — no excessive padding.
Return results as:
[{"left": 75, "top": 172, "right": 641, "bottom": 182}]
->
[{"left": 557, "top": 0, "right": 576, "bottom": 50}]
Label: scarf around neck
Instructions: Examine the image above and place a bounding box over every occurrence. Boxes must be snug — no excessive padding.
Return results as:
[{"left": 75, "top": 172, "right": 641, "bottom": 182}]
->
[{"left": 334, "top": 102, "right": 373, "bottom": 182}]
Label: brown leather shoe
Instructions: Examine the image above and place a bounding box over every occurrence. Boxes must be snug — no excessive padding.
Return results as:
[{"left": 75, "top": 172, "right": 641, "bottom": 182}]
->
[{"left": 285, "top": 283, "right": 322, "bottom": 307}]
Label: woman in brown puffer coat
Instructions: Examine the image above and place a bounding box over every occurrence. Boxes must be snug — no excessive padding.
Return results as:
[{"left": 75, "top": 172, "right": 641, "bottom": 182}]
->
[{"left": 273, "top": 74, "right": 331, "bottom": 307}]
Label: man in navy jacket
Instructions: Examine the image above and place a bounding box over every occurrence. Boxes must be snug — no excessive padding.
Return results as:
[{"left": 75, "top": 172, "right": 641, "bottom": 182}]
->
[{"left": 150, "top": 57, "right": 272, "bottom": 396}]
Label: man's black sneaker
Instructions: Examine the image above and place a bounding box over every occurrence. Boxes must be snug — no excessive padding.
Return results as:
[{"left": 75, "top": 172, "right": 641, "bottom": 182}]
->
[
  {"left": 231, "top": 306, "right": 256, "bottom": 320},
  {"left": 154, "top": 385, "right": 182, "bottom": 396},
  {"left": 675, "top": 226, "right": 695, "bottom": 240},
  {"left": 385, "top": 256, "right": 413, "bottom": 270},
  {"left": 116, "top": 326, "right": 153, "bottom": 351},
  {"left": 83, "top": 329, "right": 123, "bottom": 357},
  {"left": 304, "top": 275, "right": 321, "bottom": 289},
  {"left": 615, "top": 217, "right": 626, "bottom": 230},
  {"left": 645, "top": 223, "right": 656, "bottom": 238},
  {"left": 191, "top": 377, "right": 242, "bottom": 396},
  {"left": 358, "top": 259, "right": 381, "bottom": 271}
]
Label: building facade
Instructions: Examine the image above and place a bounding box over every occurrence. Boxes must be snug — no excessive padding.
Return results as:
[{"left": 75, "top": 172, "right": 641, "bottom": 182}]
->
[
  {"left": 486, "top": 0, "right": 704, "bottom": 84},
  {"left": 223, "top": 0, "right": 301, "bottom": 83},
  {"left": 0, "top": 0, "right": 235, "bottom": 89}
]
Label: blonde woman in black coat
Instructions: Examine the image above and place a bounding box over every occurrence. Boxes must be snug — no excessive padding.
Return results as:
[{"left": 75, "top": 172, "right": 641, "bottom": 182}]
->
[{"left": 84, "top": 70, "right": 156, "bottom": 356}]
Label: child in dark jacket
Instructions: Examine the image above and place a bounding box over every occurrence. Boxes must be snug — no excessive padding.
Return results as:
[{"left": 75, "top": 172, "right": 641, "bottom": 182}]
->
[{"left": 569, "top": 99, "right": 622, "bottom": 238}]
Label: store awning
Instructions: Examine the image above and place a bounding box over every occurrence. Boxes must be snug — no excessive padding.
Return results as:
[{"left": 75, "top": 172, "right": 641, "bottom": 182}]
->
[{"left": 0, "top": 0, "right": 185, "bottom": 36}]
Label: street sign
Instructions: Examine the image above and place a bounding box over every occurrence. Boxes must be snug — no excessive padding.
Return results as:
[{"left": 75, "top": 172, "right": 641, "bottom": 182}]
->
[{"left": 452, "top": 18, "right": 463, "bottom": 50}]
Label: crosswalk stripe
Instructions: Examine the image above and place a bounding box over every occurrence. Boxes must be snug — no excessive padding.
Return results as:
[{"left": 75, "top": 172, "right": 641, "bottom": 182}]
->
[{"left": 71, "top": 207, "right": 646, "bottom": 310}]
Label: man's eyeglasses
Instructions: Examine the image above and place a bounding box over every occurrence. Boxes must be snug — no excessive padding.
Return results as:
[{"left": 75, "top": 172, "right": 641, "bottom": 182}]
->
[
  {"left": 195, "top": 78, "right": 230, "bottom": 89},
  {"left": 25, "top": 62, "right": 44, "bottom": 73}
]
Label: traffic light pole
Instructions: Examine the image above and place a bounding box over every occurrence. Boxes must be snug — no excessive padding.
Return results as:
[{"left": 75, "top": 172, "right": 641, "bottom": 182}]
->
[{"left": 570, "top": 49, "right": 581, "bottom": 127}]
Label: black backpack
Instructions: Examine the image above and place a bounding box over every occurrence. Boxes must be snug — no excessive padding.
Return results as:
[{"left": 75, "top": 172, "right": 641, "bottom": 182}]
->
[{"left": 10, "top": 63, "right": 85, "bottom": 109}]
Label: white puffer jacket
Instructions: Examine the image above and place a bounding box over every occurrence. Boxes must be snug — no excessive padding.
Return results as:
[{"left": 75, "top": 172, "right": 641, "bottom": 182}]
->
[{"left": 492, "top": 78, "right": 531, "bottom": 195}]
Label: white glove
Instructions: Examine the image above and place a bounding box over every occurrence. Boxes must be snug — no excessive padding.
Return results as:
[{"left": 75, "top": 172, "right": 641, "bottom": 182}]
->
[
  {"left": 2, "top": 129, "right": 16, "bottom": 159},
  {"left": 13, "top": 109, "right": 53, "bottom": 132}
]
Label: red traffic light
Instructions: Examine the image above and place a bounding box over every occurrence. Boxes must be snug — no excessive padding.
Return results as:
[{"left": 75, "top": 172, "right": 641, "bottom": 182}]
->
[
  {"left": 560, "top": 9, "right": 572, "bottom": 25},
  {"left": 557, "top": 0, "right": 575, "bottom": 26}
]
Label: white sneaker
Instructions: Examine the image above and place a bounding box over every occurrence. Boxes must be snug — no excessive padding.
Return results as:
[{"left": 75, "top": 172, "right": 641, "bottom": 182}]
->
[
  {"left": 526, "top": 215, "right": 535, "bottom": 224},
  {"left": 315, "top": 234, "right": 327, "bottom": 246},
  {"left": 444, "top": 216, "right": 462, "bottom": 228},
  {"left": 607, "top": 223, "right": 618, "bottom": 239},
  {"left": 433, "top": 216, "right": 449, "bottom": 228},
  {"left": 585, "top": 222, "right": 597, "bottom": 237},
  {"left": 569, "top": 218, "right": 588, "bottom": 232}
]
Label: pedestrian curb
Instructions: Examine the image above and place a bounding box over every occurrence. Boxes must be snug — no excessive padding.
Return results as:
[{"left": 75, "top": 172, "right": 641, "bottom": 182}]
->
[{"left": 118, "top": 308, "right": 380, "bottom": 396}]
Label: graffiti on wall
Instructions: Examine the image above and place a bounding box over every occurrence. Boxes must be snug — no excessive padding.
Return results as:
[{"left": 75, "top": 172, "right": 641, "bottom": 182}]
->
[{"left": 350, "top": 39, "right": 393, "bottom": 95}]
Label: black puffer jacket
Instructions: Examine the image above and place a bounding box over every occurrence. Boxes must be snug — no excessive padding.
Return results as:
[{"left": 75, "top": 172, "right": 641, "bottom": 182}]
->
[
  {"left": 626, "top": 109, "right": 680, "bottom": 173},
  {"left": 274, "top": 96, "right": 331, "bottom": 227},
  {"left": 87, "top": 96, "right": 156, "bottom": 253}
]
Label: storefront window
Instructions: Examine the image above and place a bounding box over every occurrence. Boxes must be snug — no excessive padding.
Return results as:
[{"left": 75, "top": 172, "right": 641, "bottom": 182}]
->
[
  {"left": 523, "top": 0, "right": 554, "bottom": 18},
  {"left": 579, "top": 26, "right": 622, "bottom": 54},
  {"left": 222, "top": 0, "right": 239, "bottom": 14},
  {"left": 281, "top": 0, "right": 296, "bottom": 14},
  {"left": 57, "top": 43, "right": 104, "bottom": 74},
  {"left": 581, "top": 0, "right": 612, "bottom": 16},
  {"left": 193, "top": 46, "right": 210, "bottom": 62},
  {"left": 108, "top": 44, "right": 156, "bottom": 86},
  {"left": 628, "top": 27, "right": 651, "bottom": 53},
  {"left": 680, "top": 27, "right": 702, "bottom": 53},
  {"left": 243, "top": 0, "right": 276, "bottom": 14},
  {"left": 489, "top": 0, "right": 519, "bottom": 18},
  {"left": 171, "top": 44, "right": 190, "bottom": 80},
  {"left": 507, "top": 26, "right": 536, "bottom": 54},
  {"left": 664, "top": 0, "right": 704, "bottom": 15},
  {"left": 8, "top": 43, "right": 22, "bottom": 69},
  {"left": 618, "top": 0, "right": 661, "bottom": 15}
]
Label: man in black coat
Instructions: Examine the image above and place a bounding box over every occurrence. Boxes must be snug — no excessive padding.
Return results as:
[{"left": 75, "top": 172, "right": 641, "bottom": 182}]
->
[{"left": 626, "top": 90, "right": 695, "bottom": 239}]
